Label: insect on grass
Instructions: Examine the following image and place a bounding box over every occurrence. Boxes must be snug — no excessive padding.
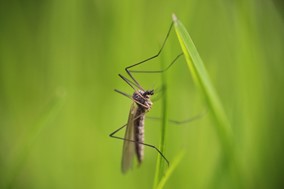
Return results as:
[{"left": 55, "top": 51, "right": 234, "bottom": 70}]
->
[{"left": 109, "top": 22, "right": 183, "bottom": 173}]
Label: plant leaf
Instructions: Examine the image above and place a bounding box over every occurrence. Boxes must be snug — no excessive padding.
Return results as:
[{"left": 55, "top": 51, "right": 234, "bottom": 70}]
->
[
  {"left": 172, "top": 13, "right": 233, "bottom": 155},
  {"left": 156, "top": 150, "right": 185, "bottom": 189}
]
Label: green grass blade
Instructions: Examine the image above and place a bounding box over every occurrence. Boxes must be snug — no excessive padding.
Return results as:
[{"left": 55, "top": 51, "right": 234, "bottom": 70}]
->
[
  {"left": 156, "top": 150, "right": 185, "bottom": 189},
  {"left": 153, "top": 54, "right": 169, "bottom": 188},
  {"left": 172, "top": 14, "right": 233, "bottom": 155},
  {"left": 172, "top": 14, "right": 242, "bottom": 187}
]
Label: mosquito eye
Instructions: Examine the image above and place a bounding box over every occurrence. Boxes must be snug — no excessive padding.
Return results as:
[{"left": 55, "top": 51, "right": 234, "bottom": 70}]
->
[{"left": 147, "top": 90, "right": 154, "bottom": 95}]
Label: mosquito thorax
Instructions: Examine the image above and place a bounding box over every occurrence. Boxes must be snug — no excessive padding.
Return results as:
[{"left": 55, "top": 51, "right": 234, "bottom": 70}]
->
[{"left": 132, "top": 89, "right": 153, "bottom": 111}]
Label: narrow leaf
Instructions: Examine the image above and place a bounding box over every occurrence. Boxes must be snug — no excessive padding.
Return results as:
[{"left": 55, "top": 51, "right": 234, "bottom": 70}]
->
[{"left": 172, "top": 14, "right": 233, "bottom": 155}]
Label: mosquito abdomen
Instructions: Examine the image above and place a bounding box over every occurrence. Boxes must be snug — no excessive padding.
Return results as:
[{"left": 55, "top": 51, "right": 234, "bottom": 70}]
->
[{"left": 134, "top": 108, "right": 145, "bottom": 164}]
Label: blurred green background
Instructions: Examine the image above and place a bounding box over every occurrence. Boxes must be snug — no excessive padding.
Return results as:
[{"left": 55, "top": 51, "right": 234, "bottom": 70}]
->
[{"left": 1, "top": 0, "right": 284, "bottom": 188}]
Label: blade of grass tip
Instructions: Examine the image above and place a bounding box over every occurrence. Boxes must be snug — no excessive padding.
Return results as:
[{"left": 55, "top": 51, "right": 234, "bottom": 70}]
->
[
  {"left": 5, "top": 89, "right": 65, "bottom": 188},
  {"left": 153, "top": 53, "right": 169, "bottom": 188},
  {"left": 156, "top": 150, "right": 185, "bottom": 189},
  {"left": 172, "top": 14, "right": 241, "bottom": 186},
  {"left": 172, "top": 13, "right": 233, "bottom": 156}
]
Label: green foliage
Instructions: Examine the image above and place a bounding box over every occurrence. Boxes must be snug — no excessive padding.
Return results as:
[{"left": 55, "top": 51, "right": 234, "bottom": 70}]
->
[
  {"left": 1, "top": 1, "right": 284, "bottom": 189},
  {"left": 173, "top": 14, "right": 238, "bottom": 186},
  {"left": 173, "top": 14, "right": 233, "bottom": 153}
]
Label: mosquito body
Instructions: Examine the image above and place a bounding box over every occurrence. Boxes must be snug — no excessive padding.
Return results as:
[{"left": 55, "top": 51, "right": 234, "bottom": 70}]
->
[
  {"left": 110, "top": 21, "right": 182, "bottom": 173},
  {"left": 121, "top": 90, "right": 153, "bottom": 172},
  {"left": 111, "top": 73, "right": 169, "bottom": 173}
]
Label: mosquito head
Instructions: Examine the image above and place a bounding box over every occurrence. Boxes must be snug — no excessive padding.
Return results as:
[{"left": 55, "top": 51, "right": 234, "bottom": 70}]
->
[{"left": 144, "top": 89, "right": 154, "bottom": 96}]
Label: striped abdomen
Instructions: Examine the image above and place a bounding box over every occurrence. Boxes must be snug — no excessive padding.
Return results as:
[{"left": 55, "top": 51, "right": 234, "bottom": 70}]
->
[{"left": 134, "top": 107, "right": 145, "bottom": 164}]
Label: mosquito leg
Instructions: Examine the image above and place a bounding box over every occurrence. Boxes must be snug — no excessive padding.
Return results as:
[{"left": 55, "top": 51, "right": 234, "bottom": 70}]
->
[
  {"left": 125, "top": 22, "right": 175, "bottom": 87},
  {"left": 114, "top": 89, "right": 132, "bottom": 99},
  {"left": 118, "top": 74, "right": 143, "bottom": 91},
  {"left": 109, "top": 114, "right": 144, "bottom": 138},
  {"left": 109, "top": 123, "right": 128, "bottom": 137},
  {"left": 109, "top": 114, "right": 170, "bottom": 167},
  {"left": 130, "top": 52, "right": 183, "bottom": 73},
  {"left": 109, "top": 133, "right": 169, "bottom": 167},
  {"left": 167, "top": 110, "right": 207, "bottom": 125},
  {"left": 114, "top": 89, "right": 151, "bottom": 109},
  {"left": 117, "top": 74, "right": 151, "bottom": 108},
  {"left": 147, "top": 110, "right": 207, "bottom": 125},
  {"left": 117, "top": 74, "right": 150, "bottom": 106}
]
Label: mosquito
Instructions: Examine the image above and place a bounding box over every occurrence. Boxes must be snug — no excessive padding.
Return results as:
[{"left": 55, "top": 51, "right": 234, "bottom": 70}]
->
[{"left": 109, "top": 21, "right": 183, "bottom": 173}]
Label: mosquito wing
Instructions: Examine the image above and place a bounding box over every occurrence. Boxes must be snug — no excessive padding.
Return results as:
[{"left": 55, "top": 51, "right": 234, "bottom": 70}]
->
[{"left": 121, "top": 103, "right": 137, "bottom": 173}]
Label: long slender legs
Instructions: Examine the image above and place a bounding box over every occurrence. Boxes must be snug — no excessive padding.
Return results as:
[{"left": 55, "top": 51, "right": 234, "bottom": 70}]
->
[
  {"left": 147, "top": 109, "right": 207, "bottom": 125},
  {"left": 122, "top": 21, "right": 182, "bottom": 88},
  {"left": 112, "top": 21, "right": 182, "bottom": 168},
  {"left": 109, "top": 123, "right": 169, "bottom": 166}
]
